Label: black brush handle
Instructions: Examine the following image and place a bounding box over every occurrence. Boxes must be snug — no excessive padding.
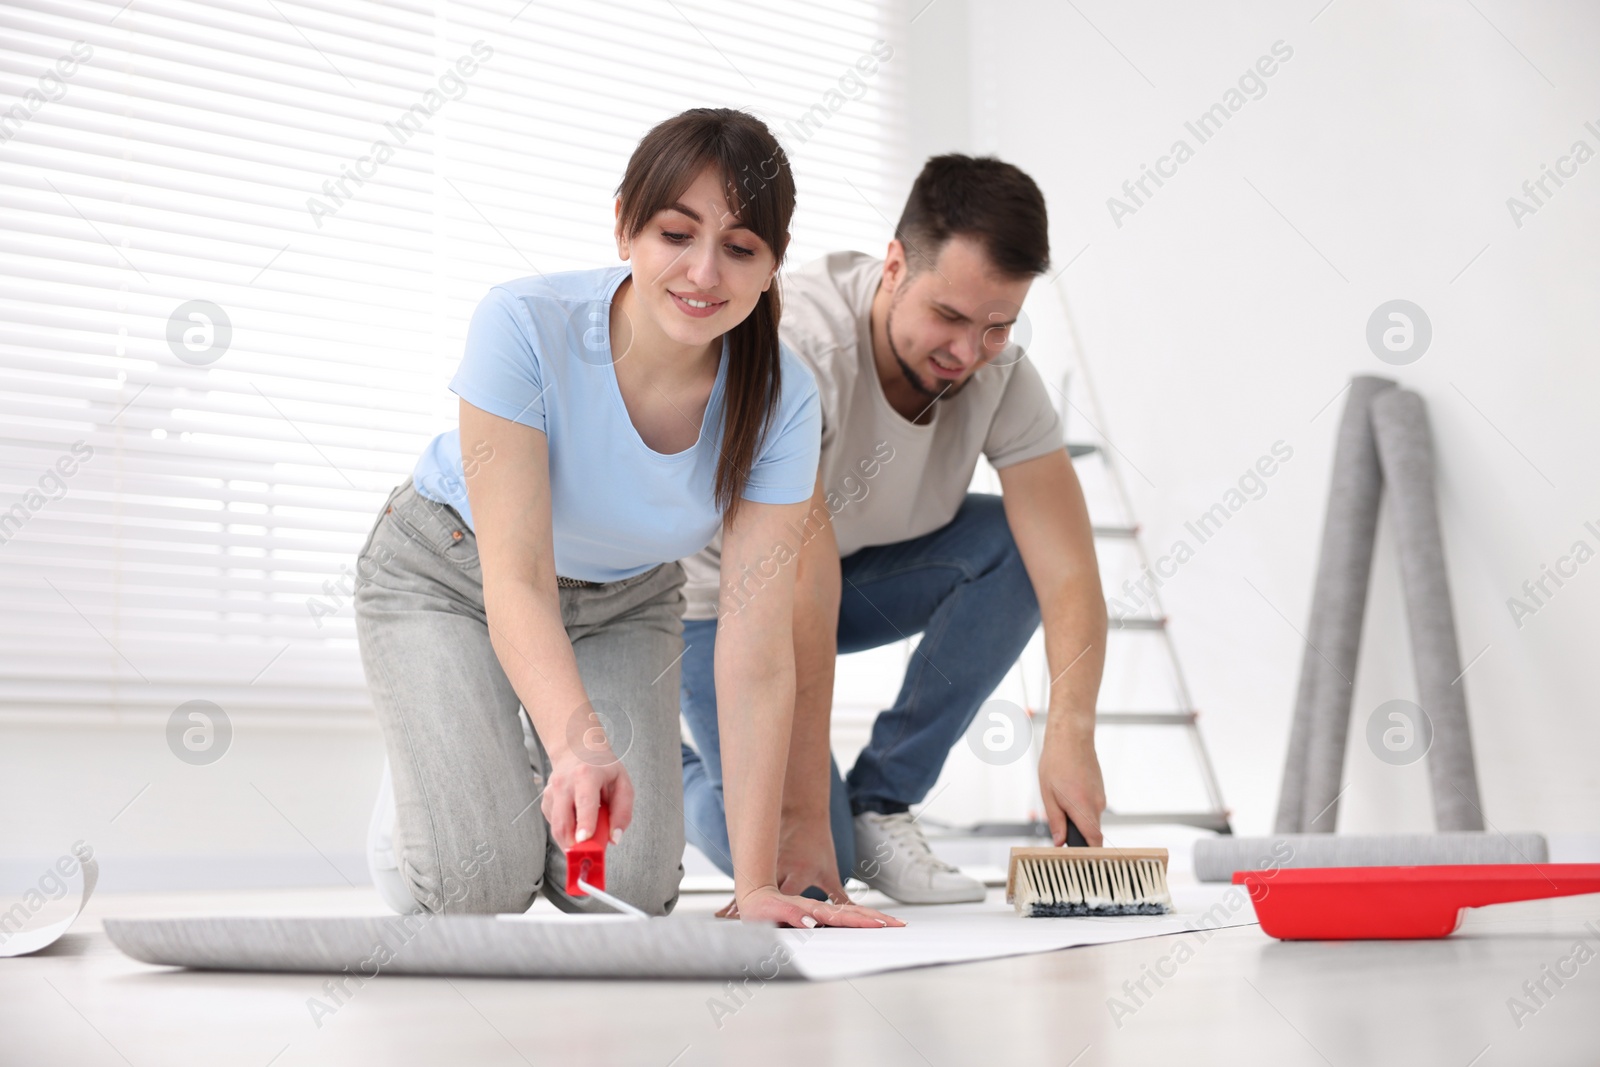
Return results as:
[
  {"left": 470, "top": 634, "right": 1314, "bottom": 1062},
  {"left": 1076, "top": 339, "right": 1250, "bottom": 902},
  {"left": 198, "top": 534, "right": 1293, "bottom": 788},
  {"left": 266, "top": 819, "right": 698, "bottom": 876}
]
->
[{"left": 1064, "top": 819, "right": 1089, "bottom": 847}]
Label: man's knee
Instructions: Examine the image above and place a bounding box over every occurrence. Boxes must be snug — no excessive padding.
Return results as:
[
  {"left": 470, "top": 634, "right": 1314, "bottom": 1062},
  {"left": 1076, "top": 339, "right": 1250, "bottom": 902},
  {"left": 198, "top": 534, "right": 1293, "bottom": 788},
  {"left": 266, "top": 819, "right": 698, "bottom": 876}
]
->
[
  {"left": 677, "top": 620, "right": 719, "bottom": 724},
  {"left": 958, "top": 495, "right": 1033, "bottom": 584},
  {"left": 962, "top": 492, "right": 1008, "bottom": 523}
]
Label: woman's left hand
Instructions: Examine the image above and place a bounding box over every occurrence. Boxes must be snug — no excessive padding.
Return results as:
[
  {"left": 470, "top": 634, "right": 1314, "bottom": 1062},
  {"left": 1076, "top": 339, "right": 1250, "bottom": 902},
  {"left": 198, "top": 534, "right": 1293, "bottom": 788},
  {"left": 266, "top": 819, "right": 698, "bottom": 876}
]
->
[
  {"left": 730, "top": 885, "right": 904, "bottom": 929},
  {"left": 776, "top": 811, "right": 851, "bottom": 904}
]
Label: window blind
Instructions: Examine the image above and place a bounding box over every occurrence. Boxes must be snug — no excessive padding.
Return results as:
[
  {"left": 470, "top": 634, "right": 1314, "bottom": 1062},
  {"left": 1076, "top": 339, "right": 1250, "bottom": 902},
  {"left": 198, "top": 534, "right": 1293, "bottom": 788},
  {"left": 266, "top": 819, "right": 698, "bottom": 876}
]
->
[{"left": 0, "top": 0, "right": 906, "bottom": 723}]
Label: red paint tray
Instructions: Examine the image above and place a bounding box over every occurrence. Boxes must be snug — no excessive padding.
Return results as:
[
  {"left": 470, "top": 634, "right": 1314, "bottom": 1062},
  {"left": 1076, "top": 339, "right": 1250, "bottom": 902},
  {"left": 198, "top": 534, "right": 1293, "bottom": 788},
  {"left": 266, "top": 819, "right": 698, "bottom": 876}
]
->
[{"left": 1233, "top": 864, "right": 1600, "bottom": 940}]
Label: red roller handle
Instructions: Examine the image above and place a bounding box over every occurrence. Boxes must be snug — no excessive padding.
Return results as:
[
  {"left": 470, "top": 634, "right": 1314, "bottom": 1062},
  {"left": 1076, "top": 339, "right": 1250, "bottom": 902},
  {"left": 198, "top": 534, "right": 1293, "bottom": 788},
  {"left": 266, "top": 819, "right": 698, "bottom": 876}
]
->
[{"left": 564, "top": 805, "right": 611, "bottom": 897}]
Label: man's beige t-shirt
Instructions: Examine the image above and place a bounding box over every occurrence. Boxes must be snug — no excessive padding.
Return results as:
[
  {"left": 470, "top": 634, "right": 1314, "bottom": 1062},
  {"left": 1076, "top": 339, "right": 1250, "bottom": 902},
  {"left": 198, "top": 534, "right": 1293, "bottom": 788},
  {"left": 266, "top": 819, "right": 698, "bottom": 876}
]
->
[{"left": 680, "top": 250, "right": 1064, "bottom": 620}]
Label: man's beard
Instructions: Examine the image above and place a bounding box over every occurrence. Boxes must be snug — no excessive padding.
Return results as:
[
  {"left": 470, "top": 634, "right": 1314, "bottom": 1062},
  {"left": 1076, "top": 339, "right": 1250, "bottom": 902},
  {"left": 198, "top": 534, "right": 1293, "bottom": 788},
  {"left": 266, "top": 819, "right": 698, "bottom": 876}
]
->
[{"left": 885, "top": 302, "right": 973, "bottom": 403}]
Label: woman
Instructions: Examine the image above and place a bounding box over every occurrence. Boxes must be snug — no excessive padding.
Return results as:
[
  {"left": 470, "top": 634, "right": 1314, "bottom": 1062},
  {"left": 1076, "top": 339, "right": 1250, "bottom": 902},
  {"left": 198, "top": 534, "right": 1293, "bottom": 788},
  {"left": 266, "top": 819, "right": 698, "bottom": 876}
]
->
[{"left": 354, "top": 108, "right": 899, "bottom": 929}]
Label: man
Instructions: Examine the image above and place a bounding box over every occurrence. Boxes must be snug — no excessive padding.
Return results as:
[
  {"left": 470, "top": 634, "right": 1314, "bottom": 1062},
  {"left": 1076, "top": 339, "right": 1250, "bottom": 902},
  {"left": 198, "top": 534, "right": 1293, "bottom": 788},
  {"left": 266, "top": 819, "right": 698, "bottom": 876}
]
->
[{"left": 679, "top": 154, "right": 1108, "bottom": 905}]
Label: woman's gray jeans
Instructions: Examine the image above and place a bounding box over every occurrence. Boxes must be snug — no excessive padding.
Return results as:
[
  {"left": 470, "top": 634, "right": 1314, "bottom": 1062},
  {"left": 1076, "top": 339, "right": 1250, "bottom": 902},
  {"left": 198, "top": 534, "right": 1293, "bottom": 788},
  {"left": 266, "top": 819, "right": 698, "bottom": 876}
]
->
[{"left": 353, "top": 481, "right": 687, "bottom": 916}]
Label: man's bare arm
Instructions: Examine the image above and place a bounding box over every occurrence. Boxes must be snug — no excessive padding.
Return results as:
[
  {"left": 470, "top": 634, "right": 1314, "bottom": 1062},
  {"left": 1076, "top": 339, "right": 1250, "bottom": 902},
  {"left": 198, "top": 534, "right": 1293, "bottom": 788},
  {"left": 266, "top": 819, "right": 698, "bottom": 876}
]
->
[{"left": 998, "top": 448, "right": 1109, "bottom": 845}]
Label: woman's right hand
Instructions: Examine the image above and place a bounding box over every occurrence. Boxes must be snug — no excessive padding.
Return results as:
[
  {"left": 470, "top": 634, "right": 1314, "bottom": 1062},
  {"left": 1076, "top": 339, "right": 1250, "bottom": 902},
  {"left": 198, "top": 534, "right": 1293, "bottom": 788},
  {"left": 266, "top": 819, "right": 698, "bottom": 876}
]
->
[{"left": 541, "top": 747, "right": 633, "bottom": 851}]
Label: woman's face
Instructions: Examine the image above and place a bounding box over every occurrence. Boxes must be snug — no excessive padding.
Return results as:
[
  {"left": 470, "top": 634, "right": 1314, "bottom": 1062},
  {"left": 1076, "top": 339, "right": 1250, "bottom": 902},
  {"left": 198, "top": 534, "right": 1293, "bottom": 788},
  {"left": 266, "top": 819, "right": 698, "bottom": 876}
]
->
[{"left": 616, "top": 164, "right": 778, "bottom": 351}]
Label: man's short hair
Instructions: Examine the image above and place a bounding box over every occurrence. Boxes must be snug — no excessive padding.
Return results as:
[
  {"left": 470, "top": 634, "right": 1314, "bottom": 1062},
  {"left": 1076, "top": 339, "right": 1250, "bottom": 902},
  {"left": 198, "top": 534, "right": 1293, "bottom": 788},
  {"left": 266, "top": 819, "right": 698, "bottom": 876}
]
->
[{"left": 894, "top": 154, "right": 1050, "bottom": 279}]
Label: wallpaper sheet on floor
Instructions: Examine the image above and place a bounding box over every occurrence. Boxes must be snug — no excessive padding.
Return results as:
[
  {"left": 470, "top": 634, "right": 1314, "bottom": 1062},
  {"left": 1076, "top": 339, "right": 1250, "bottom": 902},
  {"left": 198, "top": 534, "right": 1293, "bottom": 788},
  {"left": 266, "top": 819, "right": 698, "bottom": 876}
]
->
[
  {"left": 781, "top": 885, "right": 1257, "bottom": 980},
  {"left": 103, "top": 885, "right": 1257, "bottom": 981}
]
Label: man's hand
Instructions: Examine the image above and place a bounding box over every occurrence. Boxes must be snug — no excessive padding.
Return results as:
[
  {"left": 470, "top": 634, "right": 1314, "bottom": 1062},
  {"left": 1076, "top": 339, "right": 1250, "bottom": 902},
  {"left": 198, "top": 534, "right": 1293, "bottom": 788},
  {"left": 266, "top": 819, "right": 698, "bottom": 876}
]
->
[
  {"left": 998, "top": 449, "right": 1110, "bottom": 849},
  {"left": 1037, "top": 728, "right": 1106, "bottom": 847},
  {"left": 776, "top": 809, "right": 850, "bottom": 903}
]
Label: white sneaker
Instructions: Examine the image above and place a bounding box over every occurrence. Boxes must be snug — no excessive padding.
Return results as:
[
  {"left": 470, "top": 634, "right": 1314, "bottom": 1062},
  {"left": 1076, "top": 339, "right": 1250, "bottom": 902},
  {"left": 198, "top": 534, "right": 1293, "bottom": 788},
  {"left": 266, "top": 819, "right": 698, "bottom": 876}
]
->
[
  {"left": 366, "top": 759, "right": 424, "bottom": 915},
  {"left": 852, "top": 811, "right": 986, "bottom": 904}
]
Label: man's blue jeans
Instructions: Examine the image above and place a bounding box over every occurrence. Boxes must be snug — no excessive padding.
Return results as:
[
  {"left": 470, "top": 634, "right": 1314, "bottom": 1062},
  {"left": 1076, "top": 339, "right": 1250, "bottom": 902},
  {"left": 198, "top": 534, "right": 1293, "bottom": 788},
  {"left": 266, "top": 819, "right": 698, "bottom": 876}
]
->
[{"left": 680, "top": 493, "right": 1042, "bottom": 888}]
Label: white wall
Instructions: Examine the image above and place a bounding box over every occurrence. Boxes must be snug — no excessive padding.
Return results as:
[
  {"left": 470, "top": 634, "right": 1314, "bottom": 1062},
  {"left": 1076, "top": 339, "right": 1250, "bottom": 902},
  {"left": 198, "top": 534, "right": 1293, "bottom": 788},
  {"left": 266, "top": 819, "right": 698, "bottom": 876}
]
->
[
  {"left": 0, "top": 720, "right": 381, "bottom": 891},
  {"left": 926, "top": 0, "right": 1600, "bottom": 838},
  {"left": 8, "top": 1, "right": 1599, "bottom": 895}
]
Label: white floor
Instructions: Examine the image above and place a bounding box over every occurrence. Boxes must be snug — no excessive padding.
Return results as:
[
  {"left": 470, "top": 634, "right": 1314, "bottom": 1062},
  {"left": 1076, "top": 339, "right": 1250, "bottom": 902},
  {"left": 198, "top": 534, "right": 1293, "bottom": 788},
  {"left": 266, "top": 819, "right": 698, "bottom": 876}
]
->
[{"left": 7, "top": 879, "right": 1600, "bottom": 1066}]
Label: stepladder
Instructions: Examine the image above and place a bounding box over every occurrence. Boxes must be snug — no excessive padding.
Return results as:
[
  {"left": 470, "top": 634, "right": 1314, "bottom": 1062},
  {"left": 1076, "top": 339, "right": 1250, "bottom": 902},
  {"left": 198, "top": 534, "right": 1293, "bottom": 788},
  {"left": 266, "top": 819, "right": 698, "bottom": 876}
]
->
[{"left": 927, "top": 354, "right": 1233, "bottom": 839}]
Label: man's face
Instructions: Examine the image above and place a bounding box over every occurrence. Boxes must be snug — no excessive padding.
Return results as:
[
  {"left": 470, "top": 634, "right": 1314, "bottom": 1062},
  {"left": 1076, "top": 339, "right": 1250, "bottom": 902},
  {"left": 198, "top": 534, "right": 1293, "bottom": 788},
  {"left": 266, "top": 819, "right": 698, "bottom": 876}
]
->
[{"left": 883, "top": 235, "right": 1034, "bottom": 401}]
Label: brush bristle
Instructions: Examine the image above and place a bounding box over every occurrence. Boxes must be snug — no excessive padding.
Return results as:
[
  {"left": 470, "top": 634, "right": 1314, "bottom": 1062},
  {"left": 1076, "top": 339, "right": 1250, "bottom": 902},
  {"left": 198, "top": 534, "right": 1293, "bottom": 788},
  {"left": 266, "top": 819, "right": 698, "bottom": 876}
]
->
[
  {"left": 1024, "top": 900, "right": 1171, "bottom": 917},
  {"left": 1012, "top": 854, "right": 1173, "bottom": 917}
]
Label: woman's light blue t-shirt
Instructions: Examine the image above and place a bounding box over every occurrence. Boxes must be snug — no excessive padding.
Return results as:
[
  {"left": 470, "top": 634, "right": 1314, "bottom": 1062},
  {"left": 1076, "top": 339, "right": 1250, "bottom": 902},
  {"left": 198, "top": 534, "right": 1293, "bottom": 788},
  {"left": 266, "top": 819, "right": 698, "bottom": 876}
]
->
[{"left": 411, "top": 265, "right": 821, "bottom": 583}]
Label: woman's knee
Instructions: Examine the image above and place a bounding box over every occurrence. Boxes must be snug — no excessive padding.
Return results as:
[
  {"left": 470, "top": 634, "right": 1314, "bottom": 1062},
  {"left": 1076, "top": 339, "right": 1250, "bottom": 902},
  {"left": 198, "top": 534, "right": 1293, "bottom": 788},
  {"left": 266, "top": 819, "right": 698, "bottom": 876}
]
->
[
  {"left": 611, "top": 857, "right": 684, "bottom": 916},
  {"left": 602, "top": 816, "right": 686, "bottom": 916},
  {"left": 407, "top": 833, "right": 541, "bottom": 915}
]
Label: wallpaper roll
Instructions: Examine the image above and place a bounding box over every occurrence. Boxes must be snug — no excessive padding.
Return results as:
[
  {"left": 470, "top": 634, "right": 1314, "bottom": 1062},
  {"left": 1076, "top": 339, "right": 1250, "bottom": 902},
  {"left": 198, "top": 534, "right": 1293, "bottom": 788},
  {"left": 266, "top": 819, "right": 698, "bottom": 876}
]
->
[
  {"left": 1194, "top": 831, "right": 1545, "bottom": 882},
  {"left": 1275, "top": 376, "right": 1396, "bottom": 834},
  {"left": 106, "top": 913, "right": 797, "bottom": 981},
  {"left": 1370, "top": 389, "right": 1485, "bottom": 830},
  {"left": 0, "top": 842, "right": 97, "bottom": 957}
]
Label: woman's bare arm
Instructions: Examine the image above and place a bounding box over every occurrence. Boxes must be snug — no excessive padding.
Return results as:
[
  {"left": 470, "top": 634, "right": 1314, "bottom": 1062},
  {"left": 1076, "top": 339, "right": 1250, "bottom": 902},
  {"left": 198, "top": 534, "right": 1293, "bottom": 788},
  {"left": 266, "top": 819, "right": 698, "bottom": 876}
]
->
[
  {"left": 716, "top": 496, "right": 902, "bottom": 929},
  {"left": 460, "top": 399, "right": 633, "bottom": 848}
]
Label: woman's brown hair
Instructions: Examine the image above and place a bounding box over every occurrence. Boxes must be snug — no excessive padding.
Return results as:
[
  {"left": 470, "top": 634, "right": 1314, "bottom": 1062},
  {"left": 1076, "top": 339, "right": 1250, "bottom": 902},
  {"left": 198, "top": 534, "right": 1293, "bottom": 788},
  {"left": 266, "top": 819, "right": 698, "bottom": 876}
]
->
[{"left": 615, "top": 108, "right": 795, "bottom": 520}]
